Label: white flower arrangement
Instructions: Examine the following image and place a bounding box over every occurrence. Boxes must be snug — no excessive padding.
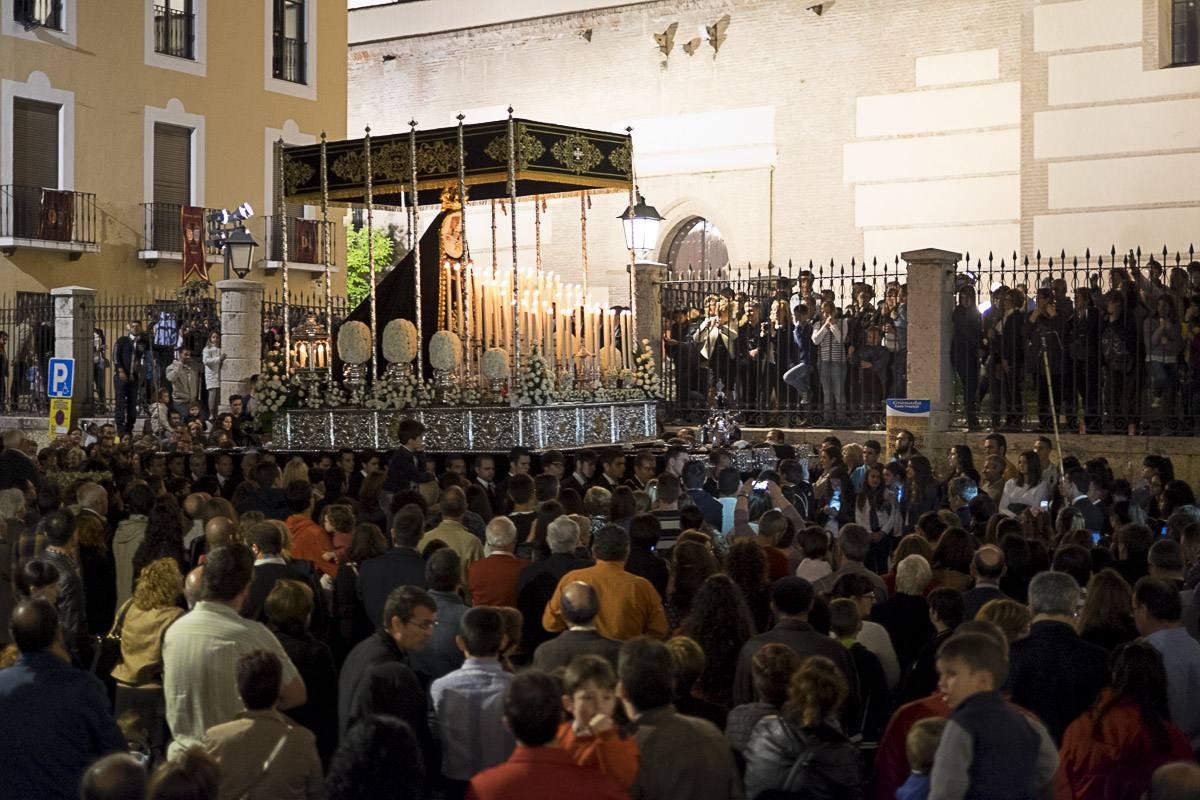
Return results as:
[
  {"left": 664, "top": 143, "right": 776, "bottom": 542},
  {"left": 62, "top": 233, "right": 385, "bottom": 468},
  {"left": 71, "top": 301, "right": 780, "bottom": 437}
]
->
[
  {"left": 368, "top": 372, "right": 420, "bottom": 411},
  {"left": 633, "top": 339, "right": 659, "bottom": 398},
  {"left": 429, "top": 330, "right": 463, "bottom": 372},
  {"left": 481, "top": 348, "right": 510, "bottom": 381},
  {"left": 338, "top": 321, "right": 373, "bottom": 365},
  {"left": 382, "top": 319, "right": 418, "bottom": 365},
  {"left": 511, "top": 345, "right": 554, "bottom": 407}
]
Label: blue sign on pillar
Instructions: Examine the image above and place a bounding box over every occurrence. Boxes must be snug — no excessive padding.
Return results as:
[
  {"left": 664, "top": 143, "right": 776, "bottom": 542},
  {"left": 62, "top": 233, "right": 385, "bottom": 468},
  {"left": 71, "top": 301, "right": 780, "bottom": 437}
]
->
[{"left": 47, "top": 358, "right": 75, "bottom": 399}]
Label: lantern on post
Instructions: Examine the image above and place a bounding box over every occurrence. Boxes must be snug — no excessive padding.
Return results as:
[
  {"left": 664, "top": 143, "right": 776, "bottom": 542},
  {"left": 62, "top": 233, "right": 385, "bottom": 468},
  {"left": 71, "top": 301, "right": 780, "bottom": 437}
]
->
[{"left": 617, "top": 192, "right": 664, "bottom": 255}]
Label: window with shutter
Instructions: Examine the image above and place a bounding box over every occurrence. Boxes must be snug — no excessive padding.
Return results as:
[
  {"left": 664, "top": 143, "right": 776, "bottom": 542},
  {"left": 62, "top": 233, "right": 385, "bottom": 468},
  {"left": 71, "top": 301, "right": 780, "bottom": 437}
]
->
[
  {"left": 153, "top": 123, "right": 192, "bottom": 251},
  {"left": 12, "top": 98, "right": 60, "bottom": 238}
]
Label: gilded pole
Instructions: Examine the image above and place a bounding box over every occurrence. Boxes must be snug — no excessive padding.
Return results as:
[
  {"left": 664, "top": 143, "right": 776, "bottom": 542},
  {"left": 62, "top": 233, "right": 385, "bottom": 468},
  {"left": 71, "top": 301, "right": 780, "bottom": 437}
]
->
[
  {"left": 626, "top": 126, "right": 637, "bottom": 357},
  {"left": 507, "top": 107, "right": 520, "bottom": 373},
  {"left": 457, "top": 113, "right": 473, "bottom": 380},
  {"left": 364, "top": 127, "right": 378, "bottom": 381},
  {"left": 319, "top": 131, "right": 333, "bottom": 385},
  {"left": 409, "top": 120, "right": 424, "bottom": 380},
  {"left": 278, "top": 138, "right": 291, "bottom": 374}
]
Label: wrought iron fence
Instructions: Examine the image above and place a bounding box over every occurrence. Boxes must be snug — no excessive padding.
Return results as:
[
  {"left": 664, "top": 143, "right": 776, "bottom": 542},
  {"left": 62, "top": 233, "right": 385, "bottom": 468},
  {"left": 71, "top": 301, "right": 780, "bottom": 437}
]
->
[
  {"left": 0, "top": 185, "right": 98, "bottom": 247},
  {"left": 262, "top": 289, "right": 349, "bottom": 359},
  {"left": 950, "top": 244, "right": 1200, "bottom": 435},
  {"left": 154, "top": 3, "right": 194, "bottom": 59},
  {"left": 660, "top": 258, "right": 908, "bottom": 429},
  {"left": 0, "top": 292, "right": 54, "bottom": 414}
]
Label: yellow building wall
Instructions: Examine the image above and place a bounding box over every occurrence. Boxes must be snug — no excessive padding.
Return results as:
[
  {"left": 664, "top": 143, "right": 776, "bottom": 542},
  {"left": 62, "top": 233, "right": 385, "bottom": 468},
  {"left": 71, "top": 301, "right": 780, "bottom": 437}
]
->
[{"left": 0, "top": 0, "right": 348, "bottom": 300}]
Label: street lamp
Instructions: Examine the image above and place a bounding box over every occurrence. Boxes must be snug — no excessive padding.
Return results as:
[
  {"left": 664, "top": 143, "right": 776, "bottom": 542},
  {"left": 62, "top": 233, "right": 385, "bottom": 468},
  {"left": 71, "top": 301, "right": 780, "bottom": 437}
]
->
[
  {"left": 207, "top": 203, "right": 258, "bottom": 280},
  {"left": 617, "top": 191, "right": 664, "bottom": 256}
]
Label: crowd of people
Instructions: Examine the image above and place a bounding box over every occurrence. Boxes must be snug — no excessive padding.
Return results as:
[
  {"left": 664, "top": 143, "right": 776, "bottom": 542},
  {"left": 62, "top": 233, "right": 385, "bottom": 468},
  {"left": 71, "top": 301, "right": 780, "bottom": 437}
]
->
[{"left": 3, "top": 421, "right": 1200, "bottom": 799}]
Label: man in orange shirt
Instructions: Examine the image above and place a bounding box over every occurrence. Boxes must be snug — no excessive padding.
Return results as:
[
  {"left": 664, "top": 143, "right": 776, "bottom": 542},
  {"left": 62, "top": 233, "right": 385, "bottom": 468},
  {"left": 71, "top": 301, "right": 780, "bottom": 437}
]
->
[
  {"left": 543, "top": 525, "right": 667, "bottom": 642},
  {"left": 284, "top": 479, "right": 336, "bottom": 579},
  {"left": 468, "top": 517, "right": 531, "bottom": 608}
]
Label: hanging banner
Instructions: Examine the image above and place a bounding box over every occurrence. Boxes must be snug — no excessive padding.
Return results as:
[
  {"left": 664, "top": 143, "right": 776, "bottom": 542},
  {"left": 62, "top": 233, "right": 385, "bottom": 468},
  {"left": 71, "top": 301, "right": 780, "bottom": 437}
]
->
[
  {"left": 295, "top": 218, "right": 318, "bottom": 264},
  {"left": 885, "top": 398, "right": 930, "bottom": 458},
  {"left": 180, "top": 205, "right": 208, "bottom": 284},
  {"left": 48, "top": 398, "right": 72, "bottom": 439},
  {"left": 38, "top": 189, "right": 74, "bottom": 241}
]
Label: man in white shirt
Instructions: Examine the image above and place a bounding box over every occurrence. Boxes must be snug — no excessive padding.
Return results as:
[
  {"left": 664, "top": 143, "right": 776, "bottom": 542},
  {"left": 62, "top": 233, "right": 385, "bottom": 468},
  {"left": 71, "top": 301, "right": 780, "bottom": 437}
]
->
[{"left": 163, "top": 543, "right": 306, "bottom": 760}]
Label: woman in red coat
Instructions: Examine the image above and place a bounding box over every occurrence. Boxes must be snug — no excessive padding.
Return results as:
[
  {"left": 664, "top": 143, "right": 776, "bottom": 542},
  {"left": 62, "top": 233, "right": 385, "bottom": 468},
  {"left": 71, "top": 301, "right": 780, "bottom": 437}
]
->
[{"left": 1057, "top": 641, "right": 1193, "bottom": 800}]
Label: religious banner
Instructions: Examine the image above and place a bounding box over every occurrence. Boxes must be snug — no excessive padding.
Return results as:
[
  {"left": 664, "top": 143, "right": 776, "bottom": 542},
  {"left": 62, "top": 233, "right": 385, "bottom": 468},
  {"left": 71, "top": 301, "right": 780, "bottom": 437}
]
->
[
  {"left": 38, "top": 189, "right": 73, "bottom": 241},
  {"left": 295, "top": 218, "right": 318, "bottom": 264},
  {"left": 180, "top": 205, "right": 207, "bottom": 284},
  {"left": 885, "top": 398, "right": 930, "bottom": 458}
]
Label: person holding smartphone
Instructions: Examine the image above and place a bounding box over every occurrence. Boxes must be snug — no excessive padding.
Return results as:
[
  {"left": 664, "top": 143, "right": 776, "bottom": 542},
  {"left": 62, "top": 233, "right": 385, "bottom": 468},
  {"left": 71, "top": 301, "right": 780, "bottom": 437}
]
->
[{"left": 999, "top": 450, "right": 1050, "bottom": 517}]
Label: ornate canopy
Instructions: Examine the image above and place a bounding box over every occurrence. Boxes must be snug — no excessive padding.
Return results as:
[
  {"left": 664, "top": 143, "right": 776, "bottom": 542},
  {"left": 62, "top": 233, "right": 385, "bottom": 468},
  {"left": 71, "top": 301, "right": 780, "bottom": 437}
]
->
[{"left": 282, "top": 118, "right": 633, "bottom": 206}]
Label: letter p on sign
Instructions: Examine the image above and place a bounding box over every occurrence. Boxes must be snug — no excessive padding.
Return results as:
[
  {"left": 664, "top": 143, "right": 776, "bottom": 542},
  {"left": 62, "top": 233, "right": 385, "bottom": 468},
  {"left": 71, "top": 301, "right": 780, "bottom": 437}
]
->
[{"left": 47, "top": 358, "right": 74, "bottom": 399}]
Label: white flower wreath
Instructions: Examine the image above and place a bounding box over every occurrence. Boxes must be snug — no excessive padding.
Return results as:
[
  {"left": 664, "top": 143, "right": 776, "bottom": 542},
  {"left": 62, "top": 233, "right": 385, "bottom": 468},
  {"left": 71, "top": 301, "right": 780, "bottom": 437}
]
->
[
  {"left": 481, "top": 347, "right": 510, "bottom": 381},
  {"left": 429, "top": 330, "right": 463, "bottom": 372},
  {"left": 338, "top": 321, "right": 373, "bottom": 365},
  {"left": 382, "top": 319, "right": 418, "bottom": 364}
]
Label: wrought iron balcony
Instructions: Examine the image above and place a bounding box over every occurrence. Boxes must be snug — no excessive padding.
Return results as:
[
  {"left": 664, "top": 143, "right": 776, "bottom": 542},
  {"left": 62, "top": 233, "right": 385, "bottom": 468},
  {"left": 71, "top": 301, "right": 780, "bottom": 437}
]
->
[
  {"left": 0, "top": 185, "right": 98, "bottom": 258},
  {"left": 265, "top": 214, "right": 335, "bottom": 267},
  {"left": 138, "top": 202, "right": 221, "bottom": 265},
  {"left": 154, "top": 4, "right": 195, "bottom": 59},
  {"left": 273, "top": 35, "right": 306, "bottom": 83}
]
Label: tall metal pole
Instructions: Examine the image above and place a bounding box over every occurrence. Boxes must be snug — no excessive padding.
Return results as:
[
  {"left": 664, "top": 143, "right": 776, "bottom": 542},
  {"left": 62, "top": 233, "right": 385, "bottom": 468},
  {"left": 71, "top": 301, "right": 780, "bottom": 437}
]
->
[
  {"left": 364, "top": 127, "right": 378, "bottom": 381},
  {"left": 507, "top": 108, "right": 520, "bottom": 372},
  {"left": 409, "top": 120, "right": 424, "bottom": 380},
  {"left": 457, "top": 113, "right": 472, "bottom": 380},
  {"left": 319, "top": 131, "right": 333, "bottom": 385},
  {"left": 278, "top": 138, "right": 291, "bottom": 372},
  {"left": 626, "top": 126, "right": 637, "bottom": 354}
]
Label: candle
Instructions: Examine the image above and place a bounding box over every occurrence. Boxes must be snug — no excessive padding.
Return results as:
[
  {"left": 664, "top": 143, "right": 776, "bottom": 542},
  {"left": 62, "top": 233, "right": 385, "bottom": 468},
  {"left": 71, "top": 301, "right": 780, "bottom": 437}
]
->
[{"left": 604, "top": 309, "right": 615, "bottom": 372}]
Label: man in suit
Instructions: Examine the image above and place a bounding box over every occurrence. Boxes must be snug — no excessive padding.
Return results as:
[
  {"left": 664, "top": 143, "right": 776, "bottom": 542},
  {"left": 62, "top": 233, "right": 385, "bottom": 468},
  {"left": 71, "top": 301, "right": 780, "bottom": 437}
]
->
[
  {"left": 494, "top": 447, "right": 533, "bottom": 515},
  {"left": 359, "top": 504, "right": 429, "bottom": 629},
  {"left": 241, "top": 522, "right": 322, "bottom": 628},
  {"left": 383, "top": 419, "right": 434, "bottom": 495},
  {"left": 517, "top": 516, "right": 592, "bottom": 656},
  {"left": 681, "top": 460, "right": 722, "bottom": 530},
  {"left": 0, "top": 430, "right": 38, "bottom": 491},
  {"left": 962, "top": 545, "right": 1007, "bottom": 620},
  {"left": 533, "top": 581, "right": 622, "bottom": 671},
  {"left": 561, "top": 451, "right": 596, "bottom": 498},
  {"left": 468, "top": 517, "right": 531, "bottom": 609},
  {"left": 1064, "top": 468, "right": 1105, "bottom": 533},
  {"left": 624, "top": 451, "right": 656, "bottom": 492},
  {"left": 213, "top": 452, "right": 240, "bottom": 500},
  {"left": 596, "top": 451, "right": 626, "bottom": 491},
  {"left": 473, "top": 454, "right": 500, "bottom": 514}
]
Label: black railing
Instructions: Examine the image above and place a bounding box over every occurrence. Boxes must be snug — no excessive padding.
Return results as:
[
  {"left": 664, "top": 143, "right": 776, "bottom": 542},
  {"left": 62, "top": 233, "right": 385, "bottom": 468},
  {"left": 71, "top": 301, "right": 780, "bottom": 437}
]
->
[
  {"left": 273, "top": 35, "right": 306, "bottom": 83},
  {"left": 0, "top": 292, "right": 54, "bottom": 414},
  {"left": 262, "top": 290, "right": 349, "bottom": 358},
  {"left": 660, "top": 259, "right": 908, "bottom": 429},
  {"left": 154, "top": 4, "right": 195, "bottom": 59},
  {"left": 141, "top": 202, "right": 221, "bottom": 255},
  {"left": 950, "top": 245, "right": 1200, "bottom": 435},
  {"left": 14, "top": 0, "right": 61, "bottom": 31},
  {"left": 268, "top": 215, "right": 334, "bottom": 264},
  {"left": 0, "top": 185, "right": 97, "bottom": 247}
]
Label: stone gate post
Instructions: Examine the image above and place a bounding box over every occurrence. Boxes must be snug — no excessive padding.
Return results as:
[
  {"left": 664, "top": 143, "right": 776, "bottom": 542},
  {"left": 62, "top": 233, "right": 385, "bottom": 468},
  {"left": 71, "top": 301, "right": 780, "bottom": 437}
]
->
[
  {"left": 901, "top": 248, "right": 960, "bottom": 434},
  {"left": 51, "top": 285, "right": 96, "bottom": 418},
  {"left": 217, "top": 279, "right": 263, "bottom": 414}
]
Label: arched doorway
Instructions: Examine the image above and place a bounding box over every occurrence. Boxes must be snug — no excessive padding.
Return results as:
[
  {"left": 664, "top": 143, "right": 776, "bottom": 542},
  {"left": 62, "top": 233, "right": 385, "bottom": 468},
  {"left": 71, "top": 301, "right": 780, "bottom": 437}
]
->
[{"left": 664, "top": 216, "right": 729, "bottom": 279}]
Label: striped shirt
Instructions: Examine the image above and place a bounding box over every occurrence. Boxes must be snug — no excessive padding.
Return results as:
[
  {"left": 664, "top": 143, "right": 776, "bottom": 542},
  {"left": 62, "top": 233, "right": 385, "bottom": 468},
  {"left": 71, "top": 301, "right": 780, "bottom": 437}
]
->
[
  {"left": 812, "top": 319, "right": 847, "bottom": 363},
  {"left": 431, "top": 658, "right": 515, "bottom": 780},
  {"left": 163, "top": 600, "right": 300, "bottom": 761}
]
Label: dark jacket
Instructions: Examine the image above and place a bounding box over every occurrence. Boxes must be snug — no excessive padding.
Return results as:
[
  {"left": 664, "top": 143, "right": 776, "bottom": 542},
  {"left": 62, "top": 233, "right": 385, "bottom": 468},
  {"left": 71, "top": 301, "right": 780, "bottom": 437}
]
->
[
  {"left": 235, "top": 487, "right": 291, "bottom": 521},
  {"left": 272, "top": 623, "right": 339, "bottom": 766},
  {"left": 42, "top": 548, "right": 89, "bottom": 665},
  {"left": 532, "top": 628, "right": 622, "bottom": 673},
  {"left": 686, "top": 488, "right": 724, "bottom": 530},
  {"left": 1073, "top": 497, "right": 1106, "bottom": 534},
  {"left": 629, "top": 705, "right": 744, "bottom": 800},
  {"left": 950, "top": 305, "right": 983, "bottom": 373},
  {"left": 0, "top": 448, "right": 39, "bottom": 491},
  {"left": 77, "top": 543, "right": 117, "bottom": 636},
  {"left": 242, "top": 560, "right": 321, "bottom": 626},
  {"left": 743, "top": 718, "right": 863, "bottom": 800},
  {"left": 961, "top": 584, "right": 1006, "bottom": 621},
  {"left": 332, "top": 560, "right": 375, "bottom": 661},
  {"left": 869, "top": 592, "right": 935, "bottom": 673},
  {"left": 0, "top": 651, "right": 127, "bottom": 800},
  {"left": 516, "top": 552, "right": 593, "bottom": 655},
  {"left": 383, "top": 446, "right": 434, "bottom": 493},
  {"left": 357, "top": 547, "right": 427, "bottom": 630},
  {"left": 1005, "top": 620, "right": 1110, "bottom": 742},
  {"left": 625, "top": 545, "right": 670, "bottom": 601}
]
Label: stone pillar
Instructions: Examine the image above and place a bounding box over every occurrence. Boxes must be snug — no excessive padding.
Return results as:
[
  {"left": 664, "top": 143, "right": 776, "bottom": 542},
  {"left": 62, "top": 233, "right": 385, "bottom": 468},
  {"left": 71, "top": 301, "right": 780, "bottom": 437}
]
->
[
  {"left": 217, "top": 279, "right": 264, "bottom": 414},
  {"left": 901, "top": 248, "right": 960, "bottom": 433},
  {"left": 51, "top": 285, "right": 96, "bottom": 418},
  {"left": 634, "top": 260, "right": 667, "bottom": 369}
]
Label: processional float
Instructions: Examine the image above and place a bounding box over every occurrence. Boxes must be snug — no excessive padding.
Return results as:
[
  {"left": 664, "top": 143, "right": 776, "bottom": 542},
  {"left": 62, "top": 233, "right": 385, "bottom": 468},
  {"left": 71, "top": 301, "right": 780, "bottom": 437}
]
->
[{"left": 266, "top": 111, "right": 660, "bottom": 452}]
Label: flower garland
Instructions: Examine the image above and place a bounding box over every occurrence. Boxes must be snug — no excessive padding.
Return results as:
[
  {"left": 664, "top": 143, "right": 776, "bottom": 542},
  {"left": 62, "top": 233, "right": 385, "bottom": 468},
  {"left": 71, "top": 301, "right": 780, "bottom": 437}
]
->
[
  {"left": 511, "top": 345, "right": 554, "bottom": 407},
  {"left": 633, "top": 339, "right": 660, "bottom": 398}
]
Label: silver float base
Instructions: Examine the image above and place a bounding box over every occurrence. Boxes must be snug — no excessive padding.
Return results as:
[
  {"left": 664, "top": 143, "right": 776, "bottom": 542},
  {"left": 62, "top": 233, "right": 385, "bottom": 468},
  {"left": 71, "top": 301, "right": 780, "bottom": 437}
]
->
[{"left": 271, "top": 401, "right": 658, "bottom": 453}]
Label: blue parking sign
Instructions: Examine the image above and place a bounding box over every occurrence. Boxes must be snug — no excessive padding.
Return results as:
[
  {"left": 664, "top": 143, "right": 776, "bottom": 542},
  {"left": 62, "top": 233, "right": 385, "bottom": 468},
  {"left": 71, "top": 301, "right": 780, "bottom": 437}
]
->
[{"left": 47, "top": 358, "right": 74, "bottom": 399}]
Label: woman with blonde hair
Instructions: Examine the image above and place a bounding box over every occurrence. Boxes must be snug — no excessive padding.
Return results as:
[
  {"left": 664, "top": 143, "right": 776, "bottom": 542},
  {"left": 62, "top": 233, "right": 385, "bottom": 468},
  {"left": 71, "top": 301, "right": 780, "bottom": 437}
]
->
[
  {"left": 744, "top": 655, "right": 864, "bottom": 798},
  {"left": 1077, "top": 568, "right": 1138, "bottom": 652},
  {"left": 112, "top": 557, "right": 186, "bottom": 761},
  {"left": 976, "top": 597, "right": 1032, "bottom": 644},
  {"left": 281, "top": 456, "right": 309, "bottom": 487}
]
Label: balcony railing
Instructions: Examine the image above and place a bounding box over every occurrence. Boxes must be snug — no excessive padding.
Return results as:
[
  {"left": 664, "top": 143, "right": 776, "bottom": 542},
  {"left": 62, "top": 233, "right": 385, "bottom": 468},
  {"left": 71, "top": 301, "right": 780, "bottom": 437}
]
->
[
  {"left": 267, "top": 214, "right": 335, "bottom": 265},
  {"left": 0, "top": 185, "right": 97, "bottom": 253},
  {"left": 154, "top": 4, "right": 195, "bottom": 59},
  {"left": 273, "top": 35, "right": 306, "bottom": 83},
  {"left": 141, "top": 202, "right": 221, "bottom": 257},
  {"left": 14, "top": 0, "right": 62, "bottom": 31}
]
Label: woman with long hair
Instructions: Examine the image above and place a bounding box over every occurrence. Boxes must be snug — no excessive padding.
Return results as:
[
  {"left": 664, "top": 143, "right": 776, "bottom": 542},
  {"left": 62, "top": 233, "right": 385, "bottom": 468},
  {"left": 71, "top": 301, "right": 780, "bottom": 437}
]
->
[
  {"left": 944, "top": 444, "right": 980, "bottom": 485},
  {"left": 855, "top": 463, "right": 900, "bottom": 574},
  {"left": 1058, "top": 641, "right": 1192, "bottom": 800},
  {"left": 999, "top": 450, "right": 1048, "bottom": 516},
  {"left": 112, "top": 557, "right": 186, "bottom": 762},
  {"left": 75, "top": 508, "right": 118, "bottom": 635},
  {"left": 902, "top": 455, "right": 939, "bottom": 532},
  {"left": 743, "top": 655, "right": 864, "bottom": 799},
  {"left": 930, "top": 527, "right": 974, "bottom": 592},
  {"left": 680, "top": 574, "right": 756, "bottom": 708},
  {"left": 357, "top": 471, "right": 389, "bottom": 530},
  {"left": 131, "top": 496, "right": 186, "bottom": 591},
  {"left": 726, "top": 539, "right": 772, "bottom": 633},
  {"left": 332, "top": 522, "right": 388, "bottom": 662},
  {"left": 665, "top": 540, "right": 719, "bottom": 632},
  {"left": 1076, "top": 568, "right": 1139, "bottom": 652}
]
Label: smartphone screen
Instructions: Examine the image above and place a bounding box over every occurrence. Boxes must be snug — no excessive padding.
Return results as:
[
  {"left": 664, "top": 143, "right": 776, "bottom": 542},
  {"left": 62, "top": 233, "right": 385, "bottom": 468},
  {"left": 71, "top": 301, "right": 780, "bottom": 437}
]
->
[
  {"left": 1039, "top": 500, "right": 1050, "bottom": 511},
  {"left": 1091, "top": 531, "right": 1102, "bottom": 545},
  {"left": 753, "top": 480, "right": 770, "bottom": 492},
  {"left": 830, "top": 489, "right": 842, "bottom": 512},
  {"left": 1161, "top": 525, "right": 1169, "bottom": 538},
  {"left": 895, "top": 485, "right": 905, "bottom": 503}
]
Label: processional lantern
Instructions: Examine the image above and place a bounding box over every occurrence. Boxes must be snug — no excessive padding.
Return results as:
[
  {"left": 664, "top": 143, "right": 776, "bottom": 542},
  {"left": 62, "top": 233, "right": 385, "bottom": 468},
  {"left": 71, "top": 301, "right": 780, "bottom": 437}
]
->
[
  {"left": 289, "top": 312, "right": 330, "bottom": 373},
  {"left": 618, "top": 191, "right": 663, "bottom": 255}
]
